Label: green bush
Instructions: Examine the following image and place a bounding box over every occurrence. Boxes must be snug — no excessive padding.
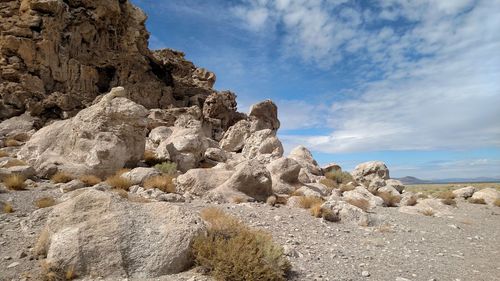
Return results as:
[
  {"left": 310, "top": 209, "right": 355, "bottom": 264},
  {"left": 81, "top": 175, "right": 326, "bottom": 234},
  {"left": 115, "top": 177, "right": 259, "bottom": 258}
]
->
[
  {"left": 193, "top": 208, "right": 291, "bottom": 281},
  {"left": 154, "top": 162, "right": 177, "bottom": 175}
]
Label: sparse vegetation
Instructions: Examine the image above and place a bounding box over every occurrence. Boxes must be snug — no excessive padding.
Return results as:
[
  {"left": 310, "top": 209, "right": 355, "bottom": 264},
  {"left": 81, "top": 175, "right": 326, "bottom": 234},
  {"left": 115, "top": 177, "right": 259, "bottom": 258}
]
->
[
  {"left": 51, "top": 172, "right": 73, "bottom": 184},
  {"left": 377, "top": 192, "right": 401, "bottom": 207},
  {"left": 404, "top": 196, "right": 418, "bottom": 206},
  {"left": 112, "top": 188, "right": 129, "bottom": 198},
  {"left": 192, "top": 208, "right": 291, "bottom": 281},
  {"left": 1, "top": 201, "right": 14, "bottom": 213},
  {"left": 115, "top": 168, "right": 131, "bottom": 176},
  {"left": 2, "top": 159, "right": 27, "bottom": 168},
  {"left": 494, "top": 198, "right": 500, "bottom": 207},
  {"left": 441, "top": 198, "right": 457, "bottom": 206},
  {"left": 436, "top": 191, "right": 456, "bottom": 200},
  {"left": 154, "top": 161, "right": 177, "bottom": 175},
  {"left": 5, "top": 138, "right": 21, "bottom": 147},
  {"left": 40, "top": 260, "right": 76, "bottom": 281},
  {"left": 324, "top": 170, "right": 354, "bottom": 185},
  {"left": 310, "top": 203, "right": 323, "bottom": 217},
  {"left": 143, "top": 175, "right": 176, "bottom": 193},
  {"left": 0, "top": 150, "right": 8, "bottom": 157},
  {"left": 339, "top": 184, "right": 356, "bottom": 193},
  {"left": 468, "top": 197, "right": 486, "bottom": 204},
  {"left": 143, "top": 150, "right": 162, "bottom": 166},
  {"left": 319, "top": 178, "right": 337, "bottom": 190},
  {"left": 3, "top": 174, "right": 26, "bottom": 190},
  {"left": 12, "top": 133, "right": 30, "bottom": 142},
  {"left": 298, "top": 196, "right": 324, "bottom": 209},
  {"left": 232, "top": 196, "right": 246, "bottom": 204},
  {"left": 79, "top": 175, "right": 101, "bottom": 186},
  {"left": 421, "top": 208, "right": 435, "bottom": 216},
  {"left": 406, "top": 182, "right": 500, "bottom": 196},
  {"left": 106, "top": 174, "right": 132, "bottom": 190},
  {"left": 35, "top": 228, "right": 50, "bottom": 257},
  {"left": 345, "top": 198, "right": 370, "bottom": 212},
  {"left": 291, "top": 189, "right": 304, "bottom": 197},
  {"left": 35, "top": 197, "right": 57, "bottom": 208}
]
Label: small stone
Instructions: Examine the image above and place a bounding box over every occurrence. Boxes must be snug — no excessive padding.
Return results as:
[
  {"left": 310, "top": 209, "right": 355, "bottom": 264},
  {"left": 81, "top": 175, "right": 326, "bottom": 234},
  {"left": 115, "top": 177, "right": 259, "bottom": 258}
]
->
[
  {"left": 18, "top": 251, "right": 27, "bottom": 259},
  {"left": 396, "top": 278, "right": 412, "bottom": 281},
  {"left": 3, "top": 256, "right": 12, "bottom": 260},
  {"left": 7, "top": 262, "right": 20, "bottom": 268},
  {"left": 362, "top": 270, "right": 370, "bottom": 277}
]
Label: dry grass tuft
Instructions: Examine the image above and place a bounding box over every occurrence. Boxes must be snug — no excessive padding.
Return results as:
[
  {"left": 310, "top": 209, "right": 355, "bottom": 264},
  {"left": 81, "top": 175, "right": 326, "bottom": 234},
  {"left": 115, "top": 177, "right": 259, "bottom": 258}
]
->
[
  {"left": 310, "top": 203, "right": 323, "bottom": 218},
  {"left": 441, "top": 198, "right": 457, "bottom": 206},
  {"left": 51, "top": 172, "right": 73, "bottom": 184},
  {"left": 468, "top": 197, "right": 486, "bottom": 204},
  {"left": 3, "top": 174, "right": 26, "bottom": 190},
  {"left": 319, "top": 178, "right": 338, "bottom": 190},
  {"left": 339, "top": 184, "right": 355, "bottom": 193},
  {"left": 377, "top": 192, "right": 401, "bottom": 207},
  {"left": 0, "top": 150, "right": 9, "bottom": 157},
  {"left": 345, "top": 198, "right": 370, "bottom": 212},
  {"left": 266, "top": 195, "right": 277, "bottom": 206},
  {"left": 417, "top": 193, "right": 429, "bottom": 199},
  {"left": 106, "top": 175, "right": 132, "bottom": 190},
  {"left": 35, "top": 197, "right": 56, "bottom": 209},
  {"left": 12, "top": 133, "right": 30, "bottom": 142},
  {"left": 154, "top": 161, "right": 177, "bottom": 175},
  {"left": 232, "top": 196, "right": 246, "bottom": 204},
  {"left": 290, "top": 189, "right": 304, "bottom": 197},
  {"left": 40, "top": 260, "right": 77, "bottom": 281},
  {"left": 494, "top": 198, "right": 500, "bottom": 207},
  {"left": 143, "top": 150, "right": 162, "bottom": 166},
  {"left": 2, "top": 159, "right": 27, "bottom": 168},
  {"left": 143, "top": 175, "right": 176, "bottom": 193},
  {"left": 2, "top": 201, "right": 14, "bottom": 213},
  {"left": 404, "top": 196, "right": 418, "bottom": 206},
  {"left": 436, "top": 191, "right": 456, "bottom": 200},
  {"left": 324, "top": 170, "right": 354, "bottom": 185},
  {"left": 309, "top": 203, "right": 339, "bottom": 221},
  {"left": 35, "top": 229, "right": 50, "bottom": 257},
  {"left": 79, "top": 175, "right": 101, "bottom": 186},
  {"left": 115, "top": 168, "right": 131, "bottom": 176},
  {"left": 421, "top": 208, "right": 435, "bottom": 216},
  {"left": 112, "top": 188, "right": 129, "bottom": 198},
  {"left": 193, "top": 208, "right": 291, "bottom": 281},
  {"left": 5, "top": 138, "right": 21, "bottom": 147},
  {"left": 298, "top": 196, "right": 324, "bottom": 209}
]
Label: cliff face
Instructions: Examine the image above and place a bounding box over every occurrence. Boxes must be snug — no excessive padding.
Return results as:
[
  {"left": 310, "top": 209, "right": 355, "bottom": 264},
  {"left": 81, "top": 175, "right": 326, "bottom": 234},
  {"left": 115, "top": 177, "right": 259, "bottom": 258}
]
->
[{"left": 0, "top": 0, "right": 215, "bottom": 121}]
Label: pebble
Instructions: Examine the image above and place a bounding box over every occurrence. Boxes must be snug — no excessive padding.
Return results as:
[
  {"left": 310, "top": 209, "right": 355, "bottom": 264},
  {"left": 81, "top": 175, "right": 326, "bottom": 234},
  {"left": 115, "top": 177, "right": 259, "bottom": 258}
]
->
[
  {"left": 7, "top": 262, "right": 20, "bottom": 268},
  {"left": 362, "top": 270, "right": 370, "bottom": 277}
]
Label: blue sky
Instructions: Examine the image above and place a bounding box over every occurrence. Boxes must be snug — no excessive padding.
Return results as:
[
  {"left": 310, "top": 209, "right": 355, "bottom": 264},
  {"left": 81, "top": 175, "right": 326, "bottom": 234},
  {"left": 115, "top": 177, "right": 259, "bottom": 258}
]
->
[{"left": 131, "top": 0, "right": 500, "bottom": 179}]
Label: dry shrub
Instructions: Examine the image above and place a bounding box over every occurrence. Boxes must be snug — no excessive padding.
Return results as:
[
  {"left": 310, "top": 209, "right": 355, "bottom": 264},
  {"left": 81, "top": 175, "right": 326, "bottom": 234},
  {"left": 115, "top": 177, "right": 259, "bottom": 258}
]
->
[
  {"left": 35, "top": 197, "right": 56, "bottom": 208},
  {"left": 325, "top": 170, "right": 354, "bottom": 185},
  {"left": 154, "top": 161, "right": 177, "bottom": 175},
  {"left": 51, "top": 172, "right": 73, "bottom": 184},
  {"left": 298, "top": 196, "right": 324, "bottom": 209},
  {"left": 441, "top": 198, "right": 457, "bottom": 206},
  {"left": 3, "top": 174, "right": 26, "bottom": 190},
  {"left": 494, "top": 198, "right": 500, "bottom": 207},
  {"left": 266, "top": 195, "right": 277, "bottom": 206},
  {"left": 468, "top": 198, "right": 486, "bottom": 204},
  {"left": 421, "top": 208, "right": 435, "bottom": 216},
  {"left": 0, "top": 150, "right": 8, "bottom": 157},
  {"left": 40, "top": 260, "right": 76, "bottom": 281},
  {"left": 417, "top": 193, "right": 428, "bottom": 199},
  {"left": 377, "top": 192, "right": 401, "bottom": 207},
  {"left": 143, "top": 175, "right": 176, "bottom": 193},
  {"left": 321, "top": 208, "right": 339, "bottom": 222},
  {"left": 345, "top": 198, "right": 370, "bottom": 212},
  {"left": 12, "top": 133, "right": 30, "bottom": 142},
  {"left": 5, "top": 138, "right": 21, "bottom": 147},
  {"left": 112, "top": 188, "right": 129, "bottom": 198},
  {"left": 290, "top": 189, "right": 304, "bottom": 197},
  {"left": 143, "top": 150, "right": 161, "bottom": 166},
  {"left": 193, "top": 208, "right": 290, "bottom": 281},
  {"left": 339, "top": 184, "right": 355, "bottom": 193},
  {"left": 105, "top": 175, "right": 132, "bottom": 190},
  {"left": 79, "top": 175, "right": 101, "bottom": 186},
  {"left": 35, "top": 228, "right": 50, "bottom": 257},
  {"left": 319, "top": 178, "right": 337, "bottom": 190},
  {"left": 115, "top": 168, "right": 131, "bottom": 176},
  {"left": 2, "top": 159, "right": 27, "bottom": 168},
  {"left": 232, "top": 197, "right": 246, "bottom": 204},
  {"left": 2, "top": 201, "right": 14, "bottom": 213},
  {"left": 310, "top": 203, "right": 323, "bottom": 218},
  {"left": 404, "top": 196, "right": 418, "bottom": 206},
  {"left": 436, "top": 191, "right": 456, "bottom": 200}
]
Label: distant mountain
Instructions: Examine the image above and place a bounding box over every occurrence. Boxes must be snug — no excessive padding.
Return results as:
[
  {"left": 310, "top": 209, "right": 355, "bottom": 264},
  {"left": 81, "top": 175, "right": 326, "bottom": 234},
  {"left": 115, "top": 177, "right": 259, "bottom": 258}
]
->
[{"left": 396, "top": 176, "right": 500, "bottom": 185}]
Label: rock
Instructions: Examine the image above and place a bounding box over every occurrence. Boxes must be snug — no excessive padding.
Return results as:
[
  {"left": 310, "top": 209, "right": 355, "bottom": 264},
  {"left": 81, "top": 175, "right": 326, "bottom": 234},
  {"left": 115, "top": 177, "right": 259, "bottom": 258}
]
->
[
  {"left": 147, "top": 107, "right": 202, "bottom": 130},
  {"left": 322, "top": 163, "right": 342, "bottom": 174},
  {"left": 121, "top": 167, "right": 162, "bottom": 186},
  {"left": 18, "top": 88, "right": 149, "bottom": 178},
  {"left": 343, "top": 186, "right": 384, "bottom": 208},
  {"left": 400, "top": 192, "right": 418, "bottom": 206},
  {"left": 42, "top": 189, "right": 205, "bottom": 278},
  {"left": 175, "top": 168, "right": 233, "bottom": 197},
  {"left": 59, "top": 180, "right": 85, "bottom": 193},
  {"left": 361, "top": 271, "right": 370, "bottom": 277},
  {"left": 386, "top": 179, "right": 405, "bottom": 193},
  {"left": 7, "top": 262, "right": 20, "bottom": 268},
  {"left": 146, "top": 126, "right": 173, "bottom": 150},
  {"left": 367, "top": 177, "right": 387, "bottom": 194},
  {"left": 288, "top": 146, "right": 322, "bottom": 183},
  {"left": 6, "top": 165, "right": 36, "bottom": 179},
  {"left": 204, "top": 148, "right": 227, "bottom": 163},
  {"left": 241, "top": 129, "right": 283, "bottom": 162},
  {"left": 209, "top": 160, "right": 272, "bottom": 202},
  {"left": 453, "top": 186, "right": 477, "bottom": 199},
  {"left": 399, "top": 199, "right": 454, "bottom": 217},
  {"left": 248, "top": 100, "right": 280, "bottom": 131},
  {"left": 321, "top": 198, "right": 375, "bottom": 226},
  {"left": 219, "top": 120, "right": 252, "bottom": 152},
  {"left": 470, "top": 188, "right": 499, "bottom": 205},
  {"left": 266, "top": 157, "right": 301, "bottom": 194},
  {"left": 202, "top": 91, "right": 241, "bottom": 138},
  {"left": 286, "top": 196, "right": 304, "bottom": 208},
  {"left": 378, "top": 185, "right": 401, "bottom": 197},
  {"left": 351, "top": 161, "right": 390, "bottom": 186},
  {"left": 0, "top": 113, "right": 39, "bottom": 138}
]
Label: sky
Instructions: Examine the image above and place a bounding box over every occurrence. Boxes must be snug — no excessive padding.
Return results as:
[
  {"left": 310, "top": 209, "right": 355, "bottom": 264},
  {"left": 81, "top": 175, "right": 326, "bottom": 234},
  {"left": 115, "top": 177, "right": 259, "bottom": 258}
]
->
[{"left": 131, "top": 0, "right": 500, "bottom": 180}]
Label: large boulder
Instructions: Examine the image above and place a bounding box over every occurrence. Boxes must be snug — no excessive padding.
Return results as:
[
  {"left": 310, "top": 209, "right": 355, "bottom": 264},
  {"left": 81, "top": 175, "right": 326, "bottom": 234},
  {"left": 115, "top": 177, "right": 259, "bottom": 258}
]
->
[
  {"left": 351, "top": 161, "right": 390, "bottom": 186},
  {"left": 0, "top": 113, "right": 40, "bottom": 138},
  {"left": 288, "top": 146, "right": 322, "bottom": 183},
  {"left": 343, "top": 186, "right": 384, "bottom": 208},
  {"left": 41, "top": 189, "right": 205, "bottom": 278},
  {"left": 470, "top": 188, "right": 499, "bottom": 205},
  {"left": 175, "top": 168, "right": 233, "bottom": 196},
  {"left": 248, "top": 100, "right": 280, "bottom": 131},
  {"left": 121, "top": 167, "right": 162, "bottom": 185},
  {"left": 241, "top": 129, "right": 283, "bottom": 162},
  {"left": 385, "top": 179, "right": 405, "bottom": 193},
  {"left": 452, "top": 186, "right": 477, "bottom": 199},
  {"left": 219, "top": 120, "right": 253, "bottom": 152},
  {"left": 209, "top": 160, "right": 272, "bottom": 202},
  {"left": 266, "top": 157, "right": 301, "bottom": 194},
  {"left": 321, "top": 198, "right": 376, "bottom": 226},
  {"left": 18, "top": 87, "right": 149, "bottom": 178}
]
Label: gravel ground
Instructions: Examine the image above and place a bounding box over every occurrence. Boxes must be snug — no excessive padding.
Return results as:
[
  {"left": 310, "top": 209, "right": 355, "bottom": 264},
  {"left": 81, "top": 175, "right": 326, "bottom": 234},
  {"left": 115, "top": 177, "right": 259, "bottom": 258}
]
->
[{"left": 1, "top": 185, "right": 499, "bottom": 281}]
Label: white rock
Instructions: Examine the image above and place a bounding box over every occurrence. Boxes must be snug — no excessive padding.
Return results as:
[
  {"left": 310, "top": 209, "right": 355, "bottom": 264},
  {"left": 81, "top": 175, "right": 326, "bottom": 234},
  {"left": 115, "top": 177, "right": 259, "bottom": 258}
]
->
[
  {"left": 121, "top": 167, "right": 161, "bottom": 185},
  {"left": 452, "top": 186, "right": 477, "bottom": 199},
  {"left": 266, "top": 157, "right": 301, "bottom": 194},
  {"left": 351, "top": 161, "right": 389, "bottom": 186},
  {"left": 343, "top": 186, "right": 384, "bottom": 208},
  {"left": 175, "top": 168, "right": 233, "bottom": 197},
  {"left": 470, "top": 188, "right": 499, "bottom": 205}
]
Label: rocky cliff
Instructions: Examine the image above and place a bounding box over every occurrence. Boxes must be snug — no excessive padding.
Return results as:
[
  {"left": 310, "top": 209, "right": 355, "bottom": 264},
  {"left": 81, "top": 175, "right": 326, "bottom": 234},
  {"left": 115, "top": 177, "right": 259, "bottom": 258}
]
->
[{"left": 0, "top": 0, "right": 215, "bottom": 121}]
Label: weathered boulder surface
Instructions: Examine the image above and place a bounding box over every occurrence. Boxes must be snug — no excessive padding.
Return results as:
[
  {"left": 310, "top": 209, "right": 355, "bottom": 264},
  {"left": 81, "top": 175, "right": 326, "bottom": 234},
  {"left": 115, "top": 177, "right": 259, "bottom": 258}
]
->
[
  {"left": 321, "top": 198, "right": 376, "bottom": 226},
  {"left": 289, "top": 145, "right": 322, "bottom": 183},
  {"left": 470, "top": 188, "right": 499, "bottom": 205},
  {"left": 241, "top": 129, "right": 283, "bottom": 162},
  {"left": 266, "top": 157, "right": 301, "bottom": 194},
  {"left": 343, "top": 186, "right": 384, "bottom": 208},
  {"left": 121, "top": 167, "right": 162, "bottom": 185},
  {"left": 452, "top": 186, "right": 477, "bottom": 199},
  {"left": 351, "top": 161, "right": 389, "bottom": 186},
  {"left": 18, "top": 87, "right": 148, "bottom": 178},
  {"left": 42, "top": 189, "right": 205, "bottom": 278},
  {"left": 175, "top": 168, "right": 233, "bottom": 196}
]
